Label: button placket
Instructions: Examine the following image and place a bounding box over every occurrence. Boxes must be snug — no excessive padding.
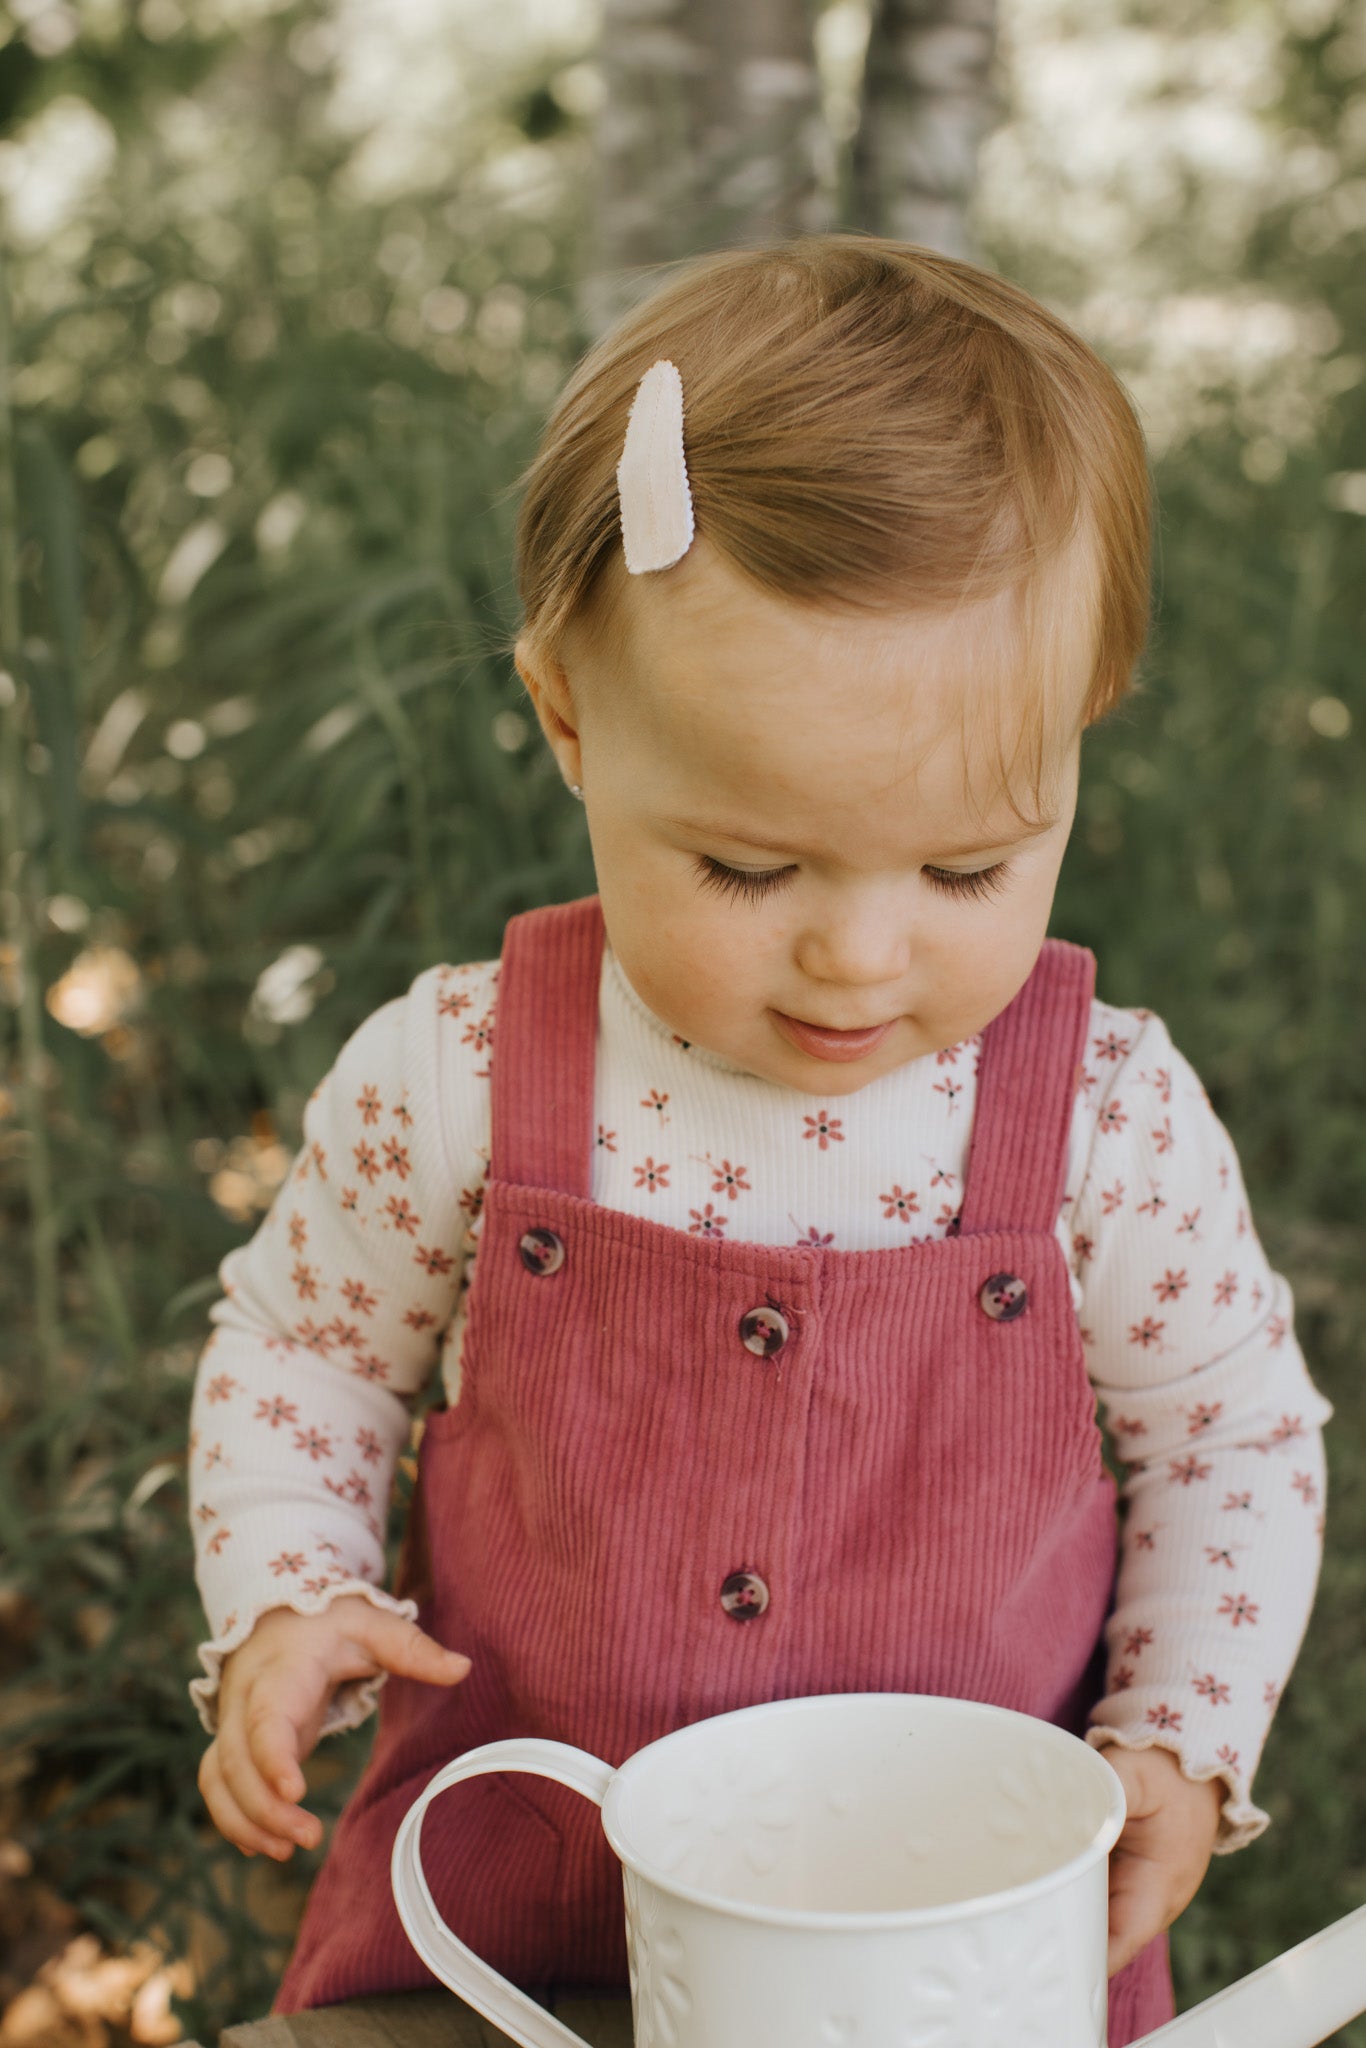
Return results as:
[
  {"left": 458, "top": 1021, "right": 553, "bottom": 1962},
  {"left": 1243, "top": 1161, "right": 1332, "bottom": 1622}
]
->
[{"left": 722, "top": 1283, "right": 805, "bottom": 1636}]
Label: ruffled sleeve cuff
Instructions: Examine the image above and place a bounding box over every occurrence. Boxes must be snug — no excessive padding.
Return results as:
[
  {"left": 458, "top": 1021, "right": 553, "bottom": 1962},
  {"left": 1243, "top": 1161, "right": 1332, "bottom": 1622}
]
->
[
  {"left": 1084, "top": 1724, "right": 1269, "bottom": 1855},
  {"left": 188, "top": 1578, "right": 419, "bottom": 1738}
]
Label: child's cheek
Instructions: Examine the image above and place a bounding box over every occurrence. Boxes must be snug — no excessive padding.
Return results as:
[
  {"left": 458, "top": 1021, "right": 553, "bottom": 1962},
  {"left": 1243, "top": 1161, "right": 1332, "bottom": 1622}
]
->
[
  {"left": 642, "top": 923, "right": 739, "bottom": 1031},
  {"left": 952, "top": 899, "right": 1054, "bottom": 1028},
  {"left": 625, "top": 896, "right": 763, "bottom": 1044}
]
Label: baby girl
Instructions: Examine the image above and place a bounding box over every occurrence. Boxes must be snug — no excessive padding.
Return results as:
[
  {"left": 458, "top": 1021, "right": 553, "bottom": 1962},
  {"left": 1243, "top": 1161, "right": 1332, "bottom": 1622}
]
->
[{"left": 187, "top": 234, "right": 1331, "bottom": 2044}]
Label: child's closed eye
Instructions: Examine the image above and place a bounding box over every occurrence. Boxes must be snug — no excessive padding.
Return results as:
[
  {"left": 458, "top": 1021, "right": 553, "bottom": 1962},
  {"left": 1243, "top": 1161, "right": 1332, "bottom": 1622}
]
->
[
  {"left": 694, "top": 855, "right": 796, "bottom": 904},
  {"left": 923, "top": 861, "right": 1012, "bottom": 902},
  {"left": 693, "top": 854, "right": 1013, "bottom": 905}
]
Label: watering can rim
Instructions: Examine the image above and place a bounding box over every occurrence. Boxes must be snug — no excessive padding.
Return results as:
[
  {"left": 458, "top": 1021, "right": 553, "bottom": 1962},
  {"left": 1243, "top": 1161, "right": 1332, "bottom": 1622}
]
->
[{"left": 597, "top": 1689, "right": 1127, "bottom": 1934}]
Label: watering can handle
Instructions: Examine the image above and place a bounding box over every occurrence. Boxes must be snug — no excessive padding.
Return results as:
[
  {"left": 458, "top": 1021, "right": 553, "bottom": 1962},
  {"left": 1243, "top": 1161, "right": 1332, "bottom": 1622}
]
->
[
  {"left": 391, "top": 1736, "right": 616, "bottom": 2048},
  {"left": 1139, "top": 1899, "right": 1366, "bottom": 2048}
]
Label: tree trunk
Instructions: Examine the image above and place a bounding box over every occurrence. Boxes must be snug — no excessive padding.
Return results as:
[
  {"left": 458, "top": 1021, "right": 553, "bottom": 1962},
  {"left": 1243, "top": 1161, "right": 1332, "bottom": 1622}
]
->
[
  {"left": 580, "top": 0, "right": 829, "bottom": 338},
  {"left": 849, "top": 0, "right": 1000, "bottom": 260}
]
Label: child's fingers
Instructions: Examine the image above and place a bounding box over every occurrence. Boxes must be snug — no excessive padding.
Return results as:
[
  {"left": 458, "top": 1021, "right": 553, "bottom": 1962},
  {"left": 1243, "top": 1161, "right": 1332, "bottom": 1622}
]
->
[
  {"left": 198, "top": 1740, "right": 298, "bottom": 1861},
  {"left": 217, "top": 1713, "right": 319, "bottom": 1851},
  {"left": 1106, "top": 1849, "right": 1168, "bottom": 1976},
  {"left": 340, "top": 1608, "right": 472, "bottom": 1686},
  {"left": 246, "top": 1708, "right": 322, "bottom": 1843}
]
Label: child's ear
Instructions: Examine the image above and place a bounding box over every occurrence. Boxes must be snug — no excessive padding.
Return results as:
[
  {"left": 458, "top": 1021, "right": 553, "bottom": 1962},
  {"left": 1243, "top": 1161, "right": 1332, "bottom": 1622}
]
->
[{"left": 514, "top": 634, "right": 582, "bottom": 789}]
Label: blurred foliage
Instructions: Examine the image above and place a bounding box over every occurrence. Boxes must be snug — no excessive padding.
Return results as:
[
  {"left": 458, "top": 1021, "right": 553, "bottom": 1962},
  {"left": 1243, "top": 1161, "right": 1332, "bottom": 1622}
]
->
[
  {"left": 0, "top": 0, "right": 1363, "bottom": 2042},
  {"left": 0, "top": 3, "right": 596, "bottom": 2038}
]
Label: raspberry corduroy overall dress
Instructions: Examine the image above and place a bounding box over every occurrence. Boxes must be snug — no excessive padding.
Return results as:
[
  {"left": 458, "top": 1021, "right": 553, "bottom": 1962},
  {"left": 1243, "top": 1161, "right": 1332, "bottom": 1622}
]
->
[{"left": 276, "top": 894, "right": 1174, "bottom": 2040}]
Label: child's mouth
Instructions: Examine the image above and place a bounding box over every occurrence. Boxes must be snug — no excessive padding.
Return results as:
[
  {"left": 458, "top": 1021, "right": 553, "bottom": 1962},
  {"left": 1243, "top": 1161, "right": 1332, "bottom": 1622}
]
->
[{"left": 771, "top": 1011, "right": 897, "bottom": 1062}]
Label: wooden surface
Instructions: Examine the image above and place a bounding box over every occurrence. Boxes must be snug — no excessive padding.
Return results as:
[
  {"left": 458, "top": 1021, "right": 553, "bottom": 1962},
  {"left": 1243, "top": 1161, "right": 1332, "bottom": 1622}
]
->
[{"left": 221, "top": 1987, "right": 634, "bottom": 2047}]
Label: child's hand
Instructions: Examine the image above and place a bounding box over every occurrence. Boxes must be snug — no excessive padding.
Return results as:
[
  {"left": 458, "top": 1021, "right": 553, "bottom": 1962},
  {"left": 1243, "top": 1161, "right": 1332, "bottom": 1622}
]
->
[
  {"left": 1102, "top": 1745, "right": 1224, "bottom": 1975},
  {"left": 197, "top": 1596, "right": 471, "bottom": 1860}
]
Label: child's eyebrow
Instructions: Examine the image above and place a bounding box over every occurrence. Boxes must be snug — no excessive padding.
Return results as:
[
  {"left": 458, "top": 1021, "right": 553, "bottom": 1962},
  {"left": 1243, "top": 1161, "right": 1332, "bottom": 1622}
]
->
[
  {"left": 664, "top": 815, "right": 1061, "bottom": 860},
  {"left": 927, "top": 816, "right": 1062, "bottom": 857}
]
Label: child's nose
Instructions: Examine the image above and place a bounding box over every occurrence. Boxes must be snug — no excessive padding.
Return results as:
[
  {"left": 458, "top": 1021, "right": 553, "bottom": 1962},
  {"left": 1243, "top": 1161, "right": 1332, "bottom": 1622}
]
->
[{"left": 794, "top": 905, "right": 912, "bottom": 991}]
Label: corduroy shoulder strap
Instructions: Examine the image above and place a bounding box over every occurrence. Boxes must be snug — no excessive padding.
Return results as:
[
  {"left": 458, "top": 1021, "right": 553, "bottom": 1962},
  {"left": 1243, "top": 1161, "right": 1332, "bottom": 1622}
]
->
[
  {"left": 486, "top": 893, "right": 604, "bottom": 1196},
  {"left": 956, "top": 936, "right": 1097, "bottom": 1237}
]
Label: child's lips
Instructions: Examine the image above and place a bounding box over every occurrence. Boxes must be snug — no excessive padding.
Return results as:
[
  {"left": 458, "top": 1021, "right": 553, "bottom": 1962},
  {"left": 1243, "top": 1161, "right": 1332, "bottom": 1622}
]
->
[{"left": 771, "top": 1010, "right": 897, "bottom": 1063}]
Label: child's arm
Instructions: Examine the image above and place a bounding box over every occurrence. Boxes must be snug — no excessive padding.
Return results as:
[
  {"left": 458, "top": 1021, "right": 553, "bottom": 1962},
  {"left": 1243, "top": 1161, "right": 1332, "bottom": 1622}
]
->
[
  {"left": 187, "top": 958, "right": 497, "bottom": 1742},
  {"left": 1085, "top": 1262, "right": 1327, "bottom": 1843},
  {"left": 1063, "top": 1001, "right": 1332, "bottom": 1963}
]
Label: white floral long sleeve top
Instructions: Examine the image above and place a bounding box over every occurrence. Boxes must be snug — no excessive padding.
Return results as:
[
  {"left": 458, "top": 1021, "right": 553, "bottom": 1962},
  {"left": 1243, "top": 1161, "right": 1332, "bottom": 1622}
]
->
[{"left": 187, "top": 947, "right": 1332, "bottom": 1854}]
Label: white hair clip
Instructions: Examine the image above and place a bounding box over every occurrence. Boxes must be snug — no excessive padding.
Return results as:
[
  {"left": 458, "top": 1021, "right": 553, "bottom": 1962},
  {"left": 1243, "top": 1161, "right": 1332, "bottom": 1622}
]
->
[{"left": 616, "top": 357, "right": 695, "bottom": 574}]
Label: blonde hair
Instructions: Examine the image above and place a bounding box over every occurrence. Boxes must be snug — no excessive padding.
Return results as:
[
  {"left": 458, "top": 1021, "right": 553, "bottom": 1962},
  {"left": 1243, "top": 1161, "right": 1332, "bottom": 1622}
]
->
[{"left": 505, "top": 233, "right": 1154, "bottom": 829}]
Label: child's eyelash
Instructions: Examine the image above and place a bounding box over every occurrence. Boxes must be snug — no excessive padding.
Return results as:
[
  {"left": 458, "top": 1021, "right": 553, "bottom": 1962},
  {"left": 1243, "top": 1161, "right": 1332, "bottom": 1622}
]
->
[
  {"left": 693, "top": 855, "right": 1012, "bottom": 904},
  {"left": 925, "top": 861, "right": 1012, "bottom": 902},
  {"left": 695, "top": 855, "right": 796, "bottom": 904}
]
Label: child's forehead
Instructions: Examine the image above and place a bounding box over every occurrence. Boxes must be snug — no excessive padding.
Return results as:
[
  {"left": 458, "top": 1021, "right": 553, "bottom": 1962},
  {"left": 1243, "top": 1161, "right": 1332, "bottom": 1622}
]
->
[
  {"left": 585, "top": 542, "right": 1085, "bottom": 834},
  {"left": 610, "top": 536, "right": 1064, "bottom": 697}
]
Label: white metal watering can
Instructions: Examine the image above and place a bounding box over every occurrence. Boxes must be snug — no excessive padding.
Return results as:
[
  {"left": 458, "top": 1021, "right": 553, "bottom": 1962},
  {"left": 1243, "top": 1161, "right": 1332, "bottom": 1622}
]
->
[{"left": 391, "top": 1692, "right": 1366, "bottom": 2047}]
